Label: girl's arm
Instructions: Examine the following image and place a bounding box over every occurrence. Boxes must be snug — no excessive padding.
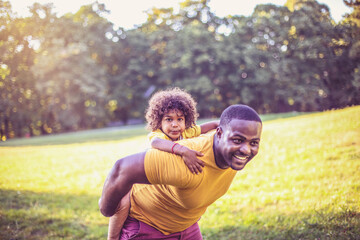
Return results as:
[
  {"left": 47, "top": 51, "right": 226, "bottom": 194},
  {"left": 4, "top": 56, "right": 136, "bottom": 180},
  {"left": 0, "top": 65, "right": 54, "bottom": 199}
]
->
[
  {"left": 151, "top": 137, "right": 204, "bottom": 174},
  {"left": 200, "top": 120, "right": 220, "bottom": 134}
]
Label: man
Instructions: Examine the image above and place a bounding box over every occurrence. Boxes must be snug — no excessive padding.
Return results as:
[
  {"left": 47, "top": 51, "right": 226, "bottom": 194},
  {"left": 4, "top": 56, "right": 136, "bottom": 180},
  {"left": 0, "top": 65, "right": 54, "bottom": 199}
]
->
[{"left": 99, "top": 104, "right": 262, "bottom": 239}]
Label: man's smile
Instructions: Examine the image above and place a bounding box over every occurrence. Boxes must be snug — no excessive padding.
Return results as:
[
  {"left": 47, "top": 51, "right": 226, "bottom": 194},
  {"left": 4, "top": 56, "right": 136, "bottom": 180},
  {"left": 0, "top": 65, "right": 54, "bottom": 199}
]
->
[{"left": 233, "top": 154, "right": 249, "bottom": 161}]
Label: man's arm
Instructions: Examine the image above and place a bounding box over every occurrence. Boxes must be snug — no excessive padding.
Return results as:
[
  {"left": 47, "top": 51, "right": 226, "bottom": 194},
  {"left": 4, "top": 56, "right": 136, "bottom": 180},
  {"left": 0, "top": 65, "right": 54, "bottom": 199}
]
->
[{"left": 99, "top": 152, "right": 150, "bottom": 217}]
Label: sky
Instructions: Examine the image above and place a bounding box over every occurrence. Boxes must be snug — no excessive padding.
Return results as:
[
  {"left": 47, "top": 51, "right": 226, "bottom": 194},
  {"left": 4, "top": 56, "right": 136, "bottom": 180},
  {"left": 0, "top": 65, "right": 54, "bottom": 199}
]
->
[{"left": 10, "top": 0, "right": 352, "bottom": 30}]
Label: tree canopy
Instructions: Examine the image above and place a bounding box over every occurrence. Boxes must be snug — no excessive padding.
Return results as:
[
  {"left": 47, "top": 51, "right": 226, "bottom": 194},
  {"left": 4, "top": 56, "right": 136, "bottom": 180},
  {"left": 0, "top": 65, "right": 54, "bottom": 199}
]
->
[{"left": 0, "top": 0, "right": 359, "bottom": 140}]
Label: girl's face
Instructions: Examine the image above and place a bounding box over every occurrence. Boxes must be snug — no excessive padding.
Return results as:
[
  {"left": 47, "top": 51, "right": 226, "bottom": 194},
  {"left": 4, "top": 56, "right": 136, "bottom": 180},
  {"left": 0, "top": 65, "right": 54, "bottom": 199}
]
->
[{"left": 160, "top": 109, "right": 186, "bottom": 141}]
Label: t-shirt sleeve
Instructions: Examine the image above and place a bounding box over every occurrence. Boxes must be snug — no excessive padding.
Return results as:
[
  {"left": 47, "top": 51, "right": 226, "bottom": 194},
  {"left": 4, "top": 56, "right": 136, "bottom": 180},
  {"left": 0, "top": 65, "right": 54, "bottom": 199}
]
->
[
  {"left": 182, "top": 125, "right": 201, "bottom": 139},
  {"left": 144, "top": 148, "right": 200, "bottom": 188},
  {"left": 147, "top": 130, "right": 171, "bottom": 142}
]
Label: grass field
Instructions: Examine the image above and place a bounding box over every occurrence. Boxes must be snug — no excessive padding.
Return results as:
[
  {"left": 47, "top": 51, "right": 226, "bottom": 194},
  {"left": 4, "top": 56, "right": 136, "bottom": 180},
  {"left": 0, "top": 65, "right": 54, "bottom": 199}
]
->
[{"left": 0, "top": 107, "right": 359, "bottom": 239}]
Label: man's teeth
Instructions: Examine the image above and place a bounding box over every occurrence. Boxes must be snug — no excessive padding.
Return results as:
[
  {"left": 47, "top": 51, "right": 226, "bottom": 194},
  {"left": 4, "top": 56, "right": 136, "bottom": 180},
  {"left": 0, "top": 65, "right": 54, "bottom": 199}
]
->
[{"left": 234, "top": 155, "right": 248, "bottom": 160}]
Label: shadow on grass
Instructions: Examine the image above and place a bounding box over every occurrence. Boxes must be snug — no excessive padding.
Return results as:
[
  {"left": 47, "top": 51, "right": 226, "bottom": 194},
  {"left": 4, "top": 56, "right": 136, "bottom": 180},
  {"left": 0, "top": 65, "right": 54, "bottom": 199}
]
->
[
  {"left": 201, "top": 209, "right": 360, "bottom": 240},
  {"left": 0, "top": 189, "right": 107, "bottom": 240},
  {"left": 2, "top": 188, "right": 359, "bottom": 240}
]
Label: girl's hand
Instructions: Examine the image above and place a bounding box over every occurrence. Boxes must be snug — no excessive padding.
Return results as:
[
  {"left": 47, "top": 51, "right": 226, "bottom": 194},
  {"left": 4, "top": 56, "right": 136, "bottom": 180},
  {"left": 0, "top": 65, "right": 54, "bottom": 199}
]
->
[{"left": 179, "top": 146, "right": 205, "bottom": 174}]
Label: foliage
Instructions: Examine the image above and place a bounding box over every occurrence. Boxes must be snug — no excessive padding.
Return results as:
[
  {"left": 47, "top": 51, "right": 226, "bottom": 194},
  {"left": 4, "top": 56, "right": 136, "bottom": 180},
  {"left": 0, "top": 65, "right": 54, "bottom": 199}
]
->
[
  {"left": 0, "top": 0, "right": 360, "bottom": 140},
  {"left": 342, "top": 0, "right": 360, "bottom": 106},
  {"left": 0, "top": 106, "right": 359, "bottom": 239}
]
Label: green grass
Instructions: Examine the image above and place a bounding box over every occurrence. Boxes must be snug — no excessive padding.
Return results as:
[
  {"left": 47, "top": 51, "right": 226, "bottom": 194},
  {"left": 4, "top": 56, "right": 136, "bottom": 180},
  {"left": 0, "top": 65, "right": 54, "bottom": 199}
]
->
[
  {"left": 200, "top": 106, "right": 360, "bottom": 239},
  {"left": 0, "top": 137, "right": 149, "bottom": 240},
  {"left": 0, "top": 107, "right": 359, "bottom": 239}
]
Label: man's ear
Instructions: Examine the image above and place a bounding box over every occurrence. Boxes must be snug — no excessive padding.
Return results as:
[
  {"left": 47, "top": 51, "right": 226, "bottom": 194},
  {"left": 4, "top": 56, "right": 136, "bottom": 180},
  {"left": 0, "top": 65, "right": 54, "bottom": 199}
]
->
[{"left": 216, "top": 126, "right": 223, "bottom": 139}]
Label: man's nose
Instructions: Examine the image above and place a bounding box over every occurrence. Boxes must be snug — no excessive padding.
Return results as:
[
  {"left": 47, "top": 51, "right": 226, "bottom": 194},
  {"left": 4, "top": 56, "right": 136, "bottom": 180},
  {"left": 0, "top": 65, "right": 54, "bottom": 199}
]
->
[{"left": 239, "top": 144, "right": 251, "bottom": 155}]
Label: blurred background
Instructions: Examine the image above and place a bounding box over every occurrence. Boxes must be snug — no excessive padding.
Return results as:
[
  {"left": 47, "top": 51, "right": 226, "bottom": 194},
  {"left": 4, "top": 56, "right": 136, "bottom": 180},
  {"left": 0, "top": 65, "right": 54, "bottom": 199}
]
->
[{"left": 1, "top": 0, "right": 359, "bottom": 141}]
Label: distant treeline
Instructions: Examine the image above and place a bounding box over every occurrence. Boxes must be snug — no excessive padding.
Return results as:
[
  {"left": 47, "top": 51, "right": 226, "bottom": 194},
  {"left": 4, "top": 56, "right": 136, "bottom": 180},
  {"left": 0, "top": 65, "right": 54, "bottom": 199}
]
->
[{"left": 0, "top": 0, "right": 359, "bottom": 140}]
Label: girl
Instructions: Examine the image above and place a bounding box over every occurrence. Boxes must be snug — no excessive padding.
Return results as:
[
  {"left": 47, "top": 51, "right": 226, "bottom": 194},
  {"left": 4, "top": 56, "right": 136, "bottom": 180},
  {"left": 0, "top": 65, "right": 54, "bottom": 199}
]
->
[{"left": 107, "top": 87, "right": 219, "bottom": 240}]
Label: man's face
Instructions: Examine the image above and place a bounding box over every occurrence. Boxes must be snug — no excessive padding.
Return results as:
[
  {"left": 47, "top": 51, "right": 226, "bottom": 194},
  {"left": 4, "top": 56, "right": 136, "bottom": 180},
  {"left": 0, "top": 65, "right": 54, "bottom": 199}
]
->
[{"left": 215, "top": 119, "right": 262, "bottom": 170}]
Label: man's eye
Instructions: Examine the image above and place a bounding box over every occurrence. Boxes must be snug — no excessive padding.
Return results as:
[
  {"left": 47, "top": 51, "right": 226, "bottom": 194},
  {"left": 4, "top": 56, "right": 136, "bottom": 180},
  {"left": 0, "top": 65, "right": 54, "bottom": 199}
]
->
[
  {"left": 233, "top": 139, "right": 242, "bottom": 144},
  {"left": 251, "top": 141, "right": 259, "bottom": 146}
]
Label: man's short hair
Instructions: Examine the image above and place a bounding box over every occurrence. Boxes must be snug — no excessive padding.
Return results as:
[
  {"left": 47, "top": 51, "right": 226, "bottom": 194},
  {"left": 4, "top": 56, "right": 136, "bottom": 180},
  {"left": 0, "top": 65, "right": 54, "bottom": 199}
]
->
[{"left": 219, "top": 104, "right": 262, "bottom": 127}]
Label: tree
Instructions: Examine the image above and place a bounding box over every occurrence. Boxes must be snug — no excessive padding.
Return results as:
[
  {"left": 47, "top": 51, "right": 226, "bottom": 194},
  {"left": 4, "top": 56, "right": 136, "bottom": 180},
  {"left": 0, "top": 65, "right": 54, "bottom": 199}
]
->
[
  {"left": 106, "top": 29, "right": 161, "bottom": 123},
  {"left": 1, "top": 0, "right": 359, "bottom": 140},
  {"left": 221, "top": 4, "right": 294, "bottom": 113},
  {"left": 342, "top": 0, "right": 360, "bottom": 105},
  {"left": 31, "top": 3, "right": 111, "bottom": 132},
  {"left": 159, "top": 22, "right": 220, "bottom": 117},
  {"left": 343, "top": 0, "right": 360, "bottom": 26},
  {"left": 0, "top": 0, "right": 42, "bottom": 139},
  {"left": 280, "top": 0, "right": 357, "bottom": 110}
]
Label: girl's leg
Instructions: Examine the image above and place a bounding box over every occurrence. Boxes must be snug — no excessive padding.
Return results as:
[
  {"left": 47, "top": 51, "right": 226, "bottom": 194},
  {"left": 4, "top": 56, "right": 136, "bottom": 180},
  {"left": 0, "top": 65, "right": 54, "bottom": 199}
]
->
[{"left": 107, "top": 191, "right": 131, "bottom": 240}]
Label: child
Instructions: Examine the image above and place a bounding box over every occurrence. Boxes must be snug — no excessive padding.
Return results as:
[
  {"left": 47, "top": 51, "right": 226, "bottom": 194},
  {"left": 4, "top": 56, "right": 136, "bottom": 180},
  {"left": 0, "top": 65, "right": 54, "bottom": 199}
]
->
[{"left": 107, "top": 87, "right": 219, "bottom": 240}]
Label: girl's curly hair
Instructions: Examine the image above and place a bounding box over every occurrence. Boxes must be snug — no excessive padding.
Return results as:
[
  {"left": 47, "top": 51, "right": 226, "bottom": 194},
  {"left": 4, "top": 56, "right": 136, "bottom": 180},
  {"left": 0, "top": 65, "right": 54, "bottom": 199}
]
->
[{"left": 145, "top": 87, "right": 199, "bottom": 131}]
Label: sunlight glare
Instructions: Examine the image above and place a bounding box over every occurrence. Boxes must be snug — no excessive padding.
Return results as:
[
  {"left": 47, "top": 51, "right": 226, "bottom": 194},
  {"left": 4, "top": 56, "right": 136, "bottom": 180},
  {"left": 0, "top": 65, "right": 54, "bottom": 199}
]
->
[{"left": 9, "top": 0, "right": 351, "bottom": 30}]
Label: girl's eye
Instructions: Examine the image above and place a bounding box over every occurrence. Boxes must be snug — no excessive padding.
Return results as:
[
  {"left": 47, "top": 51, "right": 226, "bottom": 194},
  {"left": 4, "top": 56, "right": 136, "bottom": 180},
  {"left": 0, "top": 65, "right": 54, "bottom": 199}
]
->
[
  {"left": 165, "top": 118, "right": 172, "bottom": 122},
  {"left": 178, "top": 118, "right": 184, "bottom": 121}
]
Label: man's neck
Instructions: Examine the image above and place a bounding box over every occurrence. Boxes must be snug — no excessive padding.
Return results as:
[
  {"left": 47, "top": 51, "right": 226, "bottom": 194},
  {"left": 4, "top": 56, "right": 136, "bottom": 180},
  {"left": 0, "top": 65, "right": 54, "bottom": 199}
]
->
[{"left": 213, "top": 135, "right": 226, "bottom": 169}]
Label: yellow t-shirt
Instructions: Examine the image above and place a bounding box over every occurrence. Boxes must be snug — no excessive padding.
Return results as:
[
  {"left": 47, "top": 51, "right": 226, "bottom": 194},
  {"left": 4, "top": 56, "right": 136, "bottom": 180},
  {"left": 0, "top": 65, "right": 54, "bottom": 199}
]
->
[
  {"left": 147, "top": 125, "right": 201, "bottom": 141},
  {"left": 129, "top": 131, "right": 237, "bottom": 235}
]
